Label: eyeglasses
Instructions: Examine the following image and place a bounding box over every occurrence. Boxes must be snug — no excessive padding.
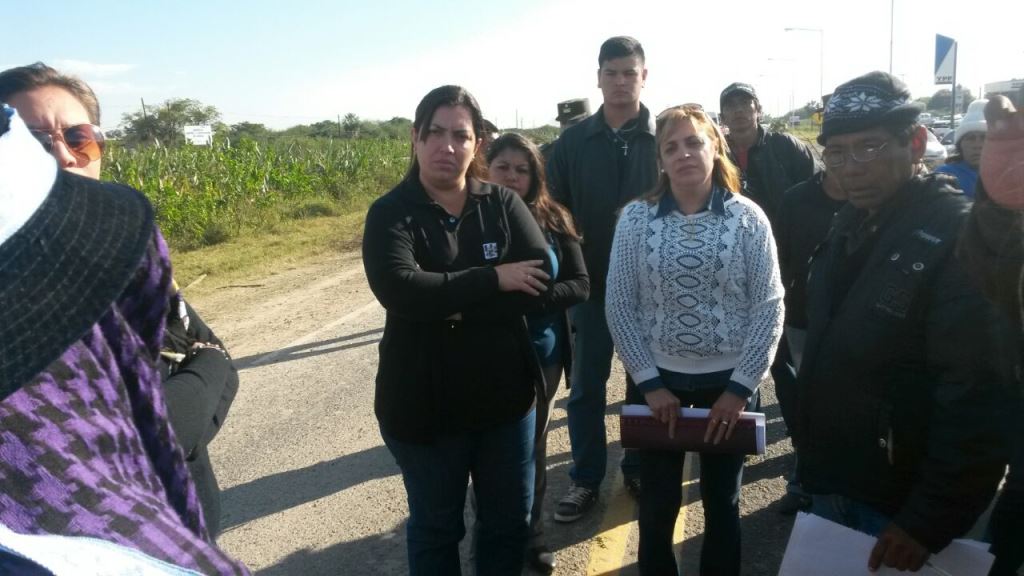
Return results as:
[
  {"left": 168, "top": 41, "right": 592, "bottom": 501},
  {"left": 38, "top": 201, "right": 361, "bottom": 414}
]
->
[
  {"left": 822, "top": 141, "right": 890, "bottom": 168},
  {"left": 29, "top": 124, "right": 105, "bottom": 163}
]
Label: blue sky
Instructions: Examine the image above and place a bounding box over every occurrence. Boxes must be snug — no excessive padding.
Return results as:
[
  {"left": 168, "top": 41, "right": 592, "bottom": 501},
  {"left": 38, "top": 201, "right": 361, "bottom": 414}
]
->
[{"left": 6, "top": 0, "right": 1022, "bottom": 130}]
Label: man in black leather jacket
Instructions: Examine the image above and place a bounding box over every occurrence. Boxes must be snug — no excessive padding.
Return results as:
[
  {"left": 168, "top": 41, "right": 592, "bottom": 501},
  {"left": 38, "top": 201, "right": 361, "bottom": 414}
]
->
[
  {"left": 720, "top": 82, "right": 821, "bottom": 231},
  {"left": 796, "top": 71, "right": 1011, "bottom": 573},
  {"left": 720, "top": 81, "right": 823, "bottom": 515}
]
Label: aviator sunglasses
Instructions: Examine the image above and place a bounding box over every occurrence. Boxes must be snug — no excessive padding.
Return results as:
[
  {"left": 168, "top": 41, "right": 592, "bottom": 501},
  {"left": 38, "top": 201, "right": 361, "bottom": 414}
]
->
[{"left": 29, "top": 123, "right": 106, "bottom": 163}]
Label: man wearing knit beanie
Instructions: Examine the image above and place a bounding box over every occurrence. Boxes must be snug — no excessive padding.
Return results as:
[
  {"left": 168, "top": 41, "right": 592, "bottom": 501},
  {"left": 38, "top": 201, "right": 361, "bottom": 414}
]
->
[{"left": 794, "top": 71, "right": 1012, "bottom": 573}]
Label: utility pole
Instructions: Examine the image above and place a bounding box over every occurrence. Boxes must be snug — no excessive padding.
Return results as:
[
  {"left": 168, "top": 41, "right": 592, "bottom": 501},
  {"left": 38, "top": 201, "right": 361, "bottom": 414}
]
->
[
  {"left": 950, "top": 53, "right": 958, "bottom": 131},
  {"left": 784, "top": 28, "right": 824, "bottom": 106},
  {"left": 140, "top": 98, "right": 148, "bottom": 120},
  {"left": 889, "top": 0, "right": 895, "bottom": 74}
]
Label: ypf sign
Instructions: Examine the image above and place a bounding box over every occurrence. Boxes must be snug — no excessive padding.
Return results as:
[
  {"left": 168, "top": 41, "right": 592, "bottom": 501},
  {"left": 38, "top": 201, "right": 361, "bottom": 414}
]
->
[{"left": 934, "top": 34, "right": 956, "bottom": 85}]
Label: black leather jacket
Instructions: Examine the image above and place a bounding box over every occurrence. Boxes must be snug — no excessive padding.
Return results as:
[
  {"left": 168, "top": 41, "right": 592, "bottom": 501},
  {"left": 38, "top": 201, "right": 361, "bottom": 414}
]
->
[
  {"left": 729, "top": 126, "right": 821, "bottom": 232},
  {"left": 796, "top": 174, "right": 1012, "bottom": 552}
]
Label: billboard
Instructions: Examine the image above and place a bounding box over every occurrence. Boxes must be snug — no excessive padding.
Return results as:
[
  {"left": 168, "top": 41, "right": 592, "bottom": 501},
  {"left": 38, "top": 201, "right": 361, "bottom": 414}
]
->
[{"left": 183, "top": 125, "right": 213, "bottom": 146}]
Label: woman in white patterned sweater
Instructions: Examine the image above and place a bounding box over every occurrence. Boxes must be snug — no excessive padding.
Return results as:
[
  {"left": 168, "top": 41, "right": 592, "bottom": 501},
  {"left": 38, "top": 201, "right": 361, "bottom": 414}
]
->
[{"left": 605, "top": 104, "right": 784, "bottom": 576}]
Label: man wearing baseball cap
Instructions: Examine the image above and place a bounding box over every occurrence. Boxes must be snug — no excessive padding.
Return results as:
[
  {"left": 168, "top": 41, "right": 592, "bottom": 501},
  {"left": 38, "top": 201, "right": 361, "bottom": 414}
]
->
[
  {"left": 793, "top": 71, "right": 1011, "bottom": 572},
  {"left": 720, "top": 82, "right": 822, "bottom": 515},
  {"left": 719, "top": 81, "right": 820, "bottom": 228}
]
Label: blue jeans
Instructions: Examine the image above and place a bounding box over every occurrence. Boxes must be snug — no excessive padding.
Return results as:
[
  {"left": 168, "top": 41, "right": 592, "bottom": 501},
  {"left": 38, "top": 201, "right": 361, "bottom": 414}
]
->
[
  {"left": 637, "top": 379, "right": 756, "bottom": 576},
  {"left": 810, "top": 494, "right": 892, "bottom": 537},
  {"left": 382, "top": 409, "right": 536, "bottom": 576},
  {"left": 567, "top": 298, "right": 642, "bottom": 489},
  {"left": 530, "top": 362, "right": 563, "bottom": 546}
]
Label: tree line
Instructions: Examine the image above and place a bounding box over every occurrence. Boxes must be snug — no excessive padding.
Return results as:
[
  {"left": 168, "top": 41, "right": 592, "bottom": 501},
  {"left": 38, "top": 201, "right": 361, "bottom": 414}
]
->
[{"left": 107, "top": 98, "right": 558, "bottom": 148}]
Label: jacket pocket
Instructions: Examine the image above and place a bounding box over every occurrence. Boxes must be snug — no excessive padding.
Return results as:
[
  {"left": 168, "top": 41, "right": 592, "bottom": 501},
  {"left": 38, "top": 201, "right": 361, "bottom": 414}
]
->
[{"left": 869, "top": 231, "right": 948, "bottom": 322}]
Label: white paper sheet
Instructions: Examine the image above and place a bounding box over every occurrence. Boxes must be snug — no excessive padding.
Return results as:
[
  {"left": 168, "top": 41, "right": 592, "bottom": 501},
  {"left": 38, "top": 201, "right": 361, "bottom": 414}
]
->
[
  {"left": 0, "top": 523, "right": 202, "bottom": 576},
  {"left": 778, "top": 512, "right": 994, "bottom": 576}
]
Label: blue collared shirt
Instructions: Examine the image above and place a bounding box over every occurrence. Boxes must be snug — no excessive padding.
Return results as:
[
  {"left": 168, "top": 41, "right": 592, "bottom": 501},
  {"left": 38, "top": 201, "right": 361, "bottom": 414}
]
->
[{"left": 653, "top": 185, "right": 733, "bottom": 219}]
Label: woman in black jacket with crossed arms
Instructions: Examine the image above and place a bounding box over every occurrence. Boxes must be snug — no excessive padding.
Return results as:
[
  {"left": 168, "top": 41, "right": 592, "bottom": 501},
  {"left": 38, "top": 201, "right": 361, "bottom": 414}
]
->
[{"left": 362, "top": 85, "right": 553, "bottom": 576}]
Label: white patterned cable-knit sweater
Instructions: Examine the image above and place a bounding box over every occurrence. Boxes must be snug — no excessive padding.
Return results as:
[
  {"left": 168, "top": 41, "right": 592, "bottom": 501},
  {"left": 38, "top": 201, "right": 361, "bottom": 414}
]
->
[{"left": 605, "top": 195, "right": 784, "bottom": 393}]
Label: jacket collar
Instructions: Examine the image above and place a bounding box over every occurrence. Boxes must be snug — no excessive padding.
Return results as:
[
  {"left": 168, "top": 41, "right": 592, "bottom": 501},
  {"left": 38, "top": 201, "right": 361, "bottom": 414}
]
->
[
  {"left": 399, "top": 176, "right": 491, "bottom": 205},
  {"left": 754, "top": 124, "right": 769, "bottom": 147},
  {"left": 584, "top": 102, "right": 655, "bottom": 139},
  {"left": 654, "top": 185, "right": 733, "bottom": 219},
  {"left": 832, "top": 174, "right": 956, "bottom": 244}
]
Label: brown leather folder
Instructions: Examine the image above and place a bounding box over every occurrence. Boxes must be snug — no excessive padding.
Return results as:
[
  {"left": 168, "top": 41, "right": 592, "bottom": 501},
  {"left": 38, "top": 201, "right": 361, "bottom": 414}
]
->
[{"left": 620, "top": 405, "right": 766, "bottom": 455}]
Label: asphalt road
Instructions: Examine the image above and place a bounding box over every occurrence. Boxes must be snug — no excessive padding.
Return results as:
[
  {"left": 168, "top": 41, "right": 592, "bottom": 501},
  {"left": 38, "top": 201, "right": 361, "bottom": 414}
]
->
[{"left": 192, "top": 253, "right": 798, "bottom": 575}]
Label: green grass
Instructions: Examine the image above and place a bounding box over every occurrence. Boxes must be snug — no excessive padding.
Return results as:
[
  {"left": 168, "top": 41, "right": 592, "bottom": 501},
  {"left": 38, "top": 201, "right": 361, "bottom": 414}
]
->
[
  {"left": 168, "top": 207, "right": 372, "bottom": 296},
  {"left": 788, "top": 124, "right": 822, "bottom": 147},
  {"left": 103, "top": 137, "right": 408, "bottom": 252}
]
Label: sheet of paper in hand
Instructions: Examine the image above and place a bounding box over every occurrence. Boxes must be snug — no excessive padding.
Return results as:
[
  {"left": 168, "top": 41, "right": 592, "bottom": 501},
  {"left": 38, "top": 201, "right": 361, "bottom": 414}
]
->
[
  {"left": 620, "top": 404, "right": 766, "bottom": 455},
  {"left": 778, "top": 512, "right": 994, "bottom": 576}
]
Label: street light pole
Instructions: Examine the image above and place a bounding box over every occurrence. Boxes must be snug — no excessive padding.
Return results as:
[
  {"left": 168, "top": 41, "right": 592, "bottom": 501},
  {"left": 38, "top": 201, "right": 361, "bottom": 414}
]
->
[
  {"left": 889, "top": 0, "right": 895, "bottom": 73},
  {"left": 785, "top": 27, "right": 824, "bottom": 104}
]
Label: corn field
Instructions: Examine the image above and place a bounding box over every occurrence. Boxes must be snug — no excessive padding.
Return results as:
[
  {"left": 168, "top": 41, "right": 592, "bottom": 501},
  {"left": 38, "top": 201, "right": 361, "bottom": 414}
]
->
[{"left": 103, "top": 138, "right": 409, "bottom": 250}]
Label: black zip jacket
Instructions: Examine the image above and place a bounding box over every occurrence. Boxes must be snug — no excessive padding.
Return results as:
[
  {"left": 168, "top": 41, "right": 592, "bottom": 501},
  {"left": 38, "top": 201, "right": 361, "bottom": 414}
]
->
[
  {"left": 795, "top": 174, "right": 1011, "bottom": 552},
  {"left": 363, "top": 177, "right": 553, "bottom": 443},
  {"left": 775, "top": 172, "right": 845, "bottom": 329},
  {"left": 546, "top": 104, "right": 658, "bottom": 297},
  {"left": 729, "top": 126, "right": 821, "bottom": 232}
]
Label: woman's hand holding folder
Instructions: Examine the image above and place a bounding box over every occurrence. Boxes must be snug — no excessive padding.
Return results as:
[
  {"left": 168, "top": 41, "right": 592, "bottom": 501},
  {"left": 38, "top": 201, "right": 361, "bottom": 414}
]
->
[
  {"left": 644, "top": 388, "right": 681, "bottom": 439},
  {"left": 704, "top": 391, "right": 749, "bottom": 445}
]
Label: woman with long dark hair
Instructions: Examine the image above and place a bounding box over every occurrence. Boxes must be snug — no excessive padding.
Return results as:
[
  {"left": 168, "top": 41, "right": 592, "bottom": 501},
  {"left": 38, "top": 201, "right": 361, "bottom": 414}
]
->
[
  {"left": 486, "top": 133, "right": 589, "bottom": 573},
  {"left": 362, "top": 86, "right": 553, "bottom": 575}
]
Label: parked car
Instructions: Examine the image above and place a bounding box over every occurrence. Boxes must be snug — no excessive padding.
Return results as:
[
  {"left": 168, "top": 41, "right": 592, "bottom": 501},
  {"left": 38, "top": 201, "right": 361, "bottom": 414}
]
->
[
  {"left": 919, "top": 112, "right": 934, "bottom": 126},
  {"left": 940, "top": 130, "right": 956, "bottom": 155},
  {"left": 923, "top": 129, "right": 948, "bottom": 171},
  {"left": 931, "top": 119, "right": 952, "bottom": 139}
]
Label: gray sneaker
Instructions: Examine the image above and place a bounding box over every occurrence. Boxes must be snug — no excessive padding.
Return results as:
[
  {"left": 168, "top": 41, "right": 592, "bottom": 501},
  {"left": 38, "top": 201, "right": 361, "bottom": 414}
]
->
[{"left": 554, "top": 484, "right": 597, "bottom": 523}]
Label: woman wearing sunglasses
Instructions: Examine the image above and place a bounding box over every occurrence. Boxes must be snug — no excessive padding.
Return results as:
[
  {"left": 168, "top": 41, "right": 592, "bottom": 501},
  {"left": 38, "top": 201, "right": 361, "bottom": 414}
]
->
[
  {"left": 0, "top": 62, "right": 239, "bottom": 539},
  {"left": 605, "top": 104, "right": 784, "bottom": 575},
  {"left": 0, "top": 63, "right": 104, "bottom": 178}
]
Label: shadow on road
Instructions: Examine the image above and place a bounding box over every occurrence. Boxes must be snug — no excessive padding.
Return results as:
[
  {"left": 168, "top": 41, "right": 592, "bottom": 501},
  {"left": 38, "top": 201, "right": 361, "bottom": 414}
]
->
[
  {"left": 220, "top": 445, "right": 398, "bottom": 531},
  {"left": 259, "top": 520, "right": 408, "bottom": 576},
  {"left": 234, "top": 328, "right": 384, "bottom": 370}
]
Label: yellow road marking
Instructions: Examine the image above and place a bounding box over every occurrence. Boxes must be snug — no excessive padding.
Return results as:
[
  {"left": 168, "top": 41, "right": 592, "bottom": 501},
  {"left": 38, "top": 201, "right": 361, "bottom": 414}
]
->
[
  {"left": 585, "top": 455, "right": 696, "bottom": 575},
  {"left": 586, "top": 468, "right": 634, "bottom": 576}
]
